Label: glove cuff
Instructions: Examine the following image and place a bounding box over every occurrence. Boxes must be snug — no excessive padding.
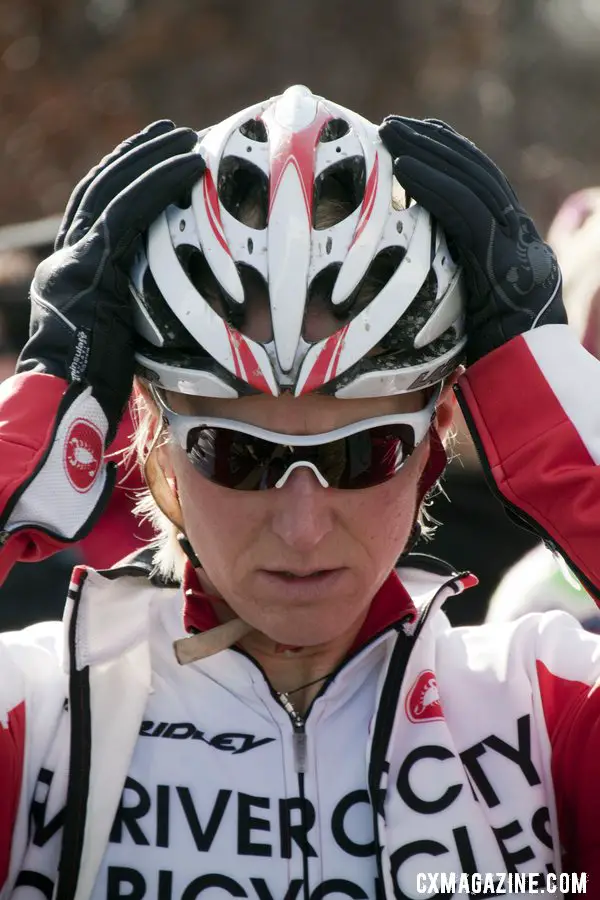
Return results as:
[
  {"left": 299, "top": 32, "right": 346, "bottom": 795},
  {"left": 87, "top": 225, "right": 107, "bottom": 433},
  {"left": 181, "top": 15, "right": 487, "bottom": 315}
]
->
[{"left": 1, "top": 379, "right": 114, "bottom": 548}]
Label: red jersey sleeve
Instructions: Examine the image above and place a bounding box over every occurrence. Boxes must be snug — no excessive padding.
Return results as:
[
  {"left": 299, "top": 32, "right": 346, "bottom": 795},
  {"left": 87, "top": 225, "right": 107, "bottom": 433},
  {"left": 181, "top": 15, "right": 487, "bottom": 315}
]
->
[{"left": 457, "top": 324, "right": 600, "bottom": 600}]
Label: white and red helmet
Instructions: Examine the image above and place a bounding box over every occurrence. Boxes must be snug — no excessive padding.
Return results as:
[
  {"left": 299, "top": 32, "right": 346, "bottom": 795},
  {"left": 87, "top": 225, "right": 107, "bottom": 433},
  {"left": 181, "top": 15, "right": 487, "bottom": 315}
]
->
[{"left": 131, "top": 85, "right": 466, "bottom": 399}]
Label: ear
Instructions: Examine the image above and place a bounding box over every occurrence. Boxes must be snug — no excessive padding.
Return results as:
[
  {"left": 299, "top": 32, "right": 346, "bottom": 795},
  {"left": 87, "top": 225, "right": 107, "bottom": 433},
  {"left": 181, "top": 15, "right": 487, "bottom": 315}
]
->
[
  {"left": 135, "top": 377, "right": 184, "bottom": 529},
  {"left": 434, "top": 367, "right": 463, "bottom": 441},
  {"left": 145, "top": 444, "right": 184, "bottom": 530}
]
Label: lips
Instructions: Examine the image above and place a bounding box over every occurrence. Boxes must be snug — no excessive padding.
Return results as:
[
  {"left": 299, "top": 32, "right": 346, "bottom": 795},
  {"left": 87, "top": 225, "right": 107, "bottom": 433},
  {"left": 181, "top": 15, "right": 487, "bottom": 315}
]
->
[
  {"left": 257, "top": 568, "right": 349, "bottom": 598},
  {"left": 264, "top": 568, "right": 342, "bottom": 579}
]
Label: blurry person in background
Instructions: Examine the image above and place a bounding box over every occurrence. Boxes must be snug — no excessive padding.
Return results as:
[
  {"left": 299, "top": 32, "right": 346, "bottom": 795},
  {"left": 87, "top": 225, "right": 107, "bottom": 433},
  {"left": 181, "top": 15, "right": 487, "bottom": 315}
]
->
[
  {"left": 487, "top": 187, "right": 600, "bottom": 631},
  {"left": 0, "top": 247, "right": 155, "bottom": 628}
]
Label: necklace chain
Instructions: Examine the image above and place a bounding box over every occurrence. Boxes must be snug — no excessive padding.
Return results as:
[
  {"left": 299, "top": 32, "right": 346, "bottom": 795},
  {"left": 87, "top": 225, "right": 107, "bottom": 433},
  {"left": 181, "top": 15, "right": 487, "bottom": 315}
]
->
[{"left": 278, "top": 671, "right": 333, "bottom": 698}]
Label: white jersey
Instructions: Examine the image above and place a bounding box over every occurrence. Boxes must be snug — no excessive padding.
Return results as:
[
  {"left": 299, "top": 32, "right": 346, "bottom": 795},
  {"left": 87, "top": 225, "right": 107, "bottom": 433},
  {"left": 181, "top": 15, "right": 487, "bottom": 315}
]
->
[{"left": 2, "top": 558, "right": 600, "bottom": 899}]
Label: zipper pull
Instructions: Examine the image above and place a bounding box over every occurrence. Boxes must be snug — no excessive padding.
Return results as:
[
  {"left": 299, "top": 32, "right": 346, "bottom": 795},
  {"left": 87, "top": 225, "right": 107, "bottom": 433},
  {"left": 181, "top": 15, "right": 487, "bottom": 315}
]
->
[
  {"left": 292, "top": 729, "right": 307, "bottom": 774},
  {"left": 278, "top": 692, "right": 307, "bottom": 774}
]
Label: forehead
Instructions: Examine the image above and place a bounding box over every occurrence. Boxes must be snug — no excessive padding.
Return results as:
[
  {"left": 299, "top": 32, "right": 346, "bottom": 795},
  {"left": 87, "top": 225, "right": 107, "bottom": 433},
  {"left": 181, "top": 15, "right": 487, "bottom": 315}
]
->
[{"left": 165, "top": 388, "right": 427, "bottom": 434}]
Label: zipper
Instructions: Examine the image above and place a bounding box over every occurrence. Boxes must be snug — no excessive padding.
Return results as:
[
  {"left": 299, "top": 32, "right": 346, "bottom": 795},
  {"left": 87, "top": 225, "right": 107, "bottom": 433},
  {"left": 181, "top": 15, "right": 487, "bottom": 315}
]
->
[
  {"left": 236, "top": 624, "right": 422, "bottom": 900},
  {"left": 277, "top": 692, "right": 311, "bottom": 900}
]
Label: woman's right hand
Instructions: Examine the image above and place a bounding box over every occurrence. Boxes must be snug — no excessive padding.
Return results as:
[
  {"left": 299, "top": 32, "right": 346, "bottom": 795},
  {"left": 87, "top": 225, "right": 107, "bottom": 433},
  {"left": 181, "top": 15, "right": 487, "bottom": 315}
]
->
[{"left": 17, "top": 120, "right": 205, "bottom": 443}]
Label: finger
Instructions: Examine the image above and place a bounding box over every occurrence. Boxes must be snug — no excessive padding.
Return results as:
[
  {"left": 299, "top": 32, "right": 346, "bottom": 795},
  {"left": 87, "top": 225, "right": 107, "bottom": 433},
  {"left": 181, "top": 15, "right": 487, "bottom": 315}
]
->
[
  {"left": 382, "top": 116, "right": 520, "bottom": 208},
  {"left": 392, "top": 143, "right": 516, "bottom": 233},
  {"left": 393, "top": 156, "right": 494, "bottom": 257},
  {"left": 96, "top": 151, "right": 206, "bottom": 262},
  {"left": 56, "top": 120, "right": 177, "bottom": 249},
  {"left": 64, "top": 126, "right": 199, "bottom": 247},
  {"left": 381, "top": 119, "right": 517, "bottom": 229},
  {"left": 403, "top": 119, "right": 521, "bottom": 207},
  {"left": 423, "top": 118, "right": 459, "bottom": 134}
]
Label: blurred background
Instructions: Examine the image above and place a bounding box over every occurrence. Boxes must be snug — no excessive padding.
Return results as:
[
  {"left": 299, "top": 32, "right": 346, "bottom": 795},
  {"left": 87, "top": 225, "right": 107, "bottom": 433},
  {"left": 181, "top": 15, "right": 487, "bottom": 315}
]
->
[
  {"left": 2, "top": 0, "right": 600, "bottom": 626},
  {"left": 3, "top": 0, "right": 600, "bottom": 232}
]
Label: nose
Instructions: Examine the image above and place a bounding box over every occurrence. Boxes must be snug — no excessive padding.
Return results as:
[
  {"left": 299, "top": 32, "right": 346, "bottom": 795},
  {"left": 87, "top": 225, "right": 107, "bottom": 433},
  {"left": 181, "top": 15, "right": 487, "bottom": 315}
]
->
[{"left": 270, "top": 466, "right": 335, "bottom": 552}]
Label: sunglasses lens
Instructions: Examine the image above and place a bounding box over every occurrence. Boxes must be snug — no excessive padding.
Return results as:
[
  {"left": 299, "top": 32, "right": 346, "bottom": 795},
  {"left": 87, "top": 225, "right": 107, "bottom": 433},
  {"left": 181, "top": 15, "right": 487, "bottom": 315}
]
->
[
  {"left": 186, "top": 424, "right": 417, "bottom": 491},
  {"left": 317, "top": 424, "right": 416, "bottom": 489},
  {"left": 187, "top": 428, "right": 294, "bottom": 490}
]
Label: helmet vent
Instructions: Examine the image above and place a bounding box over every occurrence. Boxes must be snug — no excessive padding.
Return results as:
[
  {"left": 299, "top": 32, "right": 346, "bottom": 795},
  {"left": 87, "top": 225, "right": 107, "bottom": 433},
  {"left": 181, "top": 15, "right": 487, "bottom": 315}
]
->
[
  {"left": 318, "top": 118, "right": 350, "bottom": 142},
  {"left": 379, "top": 269, "right": 440, "bottom": 354},
  {"left": 175, "top": 244, "right": 230, "bottom": 319},
  {"left": 337, "top": 246, "right": 407, "bottom": 318},
  {"left": 218, "top": 157, "right": 268, "bottom": 229},
  {"left": 313, "top": 157, "right": 366, "bottom": 230},
  {"left": 304, "top": 264, "right": 345, "bottom": 342},
  {"left": 140, "top": 264, "right": 199, "bottom": 351},
  {"left": 235, "top": 264, "right": 273, "bottom": 343},
  {"left": 239, "top": 118, "right": 268, "bottom": 142}
]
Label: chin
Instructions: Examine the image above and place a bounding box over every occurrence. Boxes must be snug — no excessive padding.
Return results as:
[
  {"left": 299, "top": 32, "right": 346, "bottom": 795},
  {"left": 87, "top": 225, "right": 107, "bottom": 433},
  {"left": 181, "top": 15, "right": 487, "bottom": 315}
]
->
[{"left": 238, "top": 575, "right": 370, "bottom": 649}]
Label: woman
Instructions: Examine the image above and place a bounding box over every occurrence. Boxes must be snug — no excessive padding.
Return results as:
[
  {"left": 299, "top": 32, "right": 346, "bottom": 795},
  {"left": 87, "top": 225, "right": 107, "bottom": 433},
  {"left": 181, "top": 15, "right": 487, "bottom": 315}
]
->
[{"left": 0, "top": 86, "right": 598, "bottom": 899}]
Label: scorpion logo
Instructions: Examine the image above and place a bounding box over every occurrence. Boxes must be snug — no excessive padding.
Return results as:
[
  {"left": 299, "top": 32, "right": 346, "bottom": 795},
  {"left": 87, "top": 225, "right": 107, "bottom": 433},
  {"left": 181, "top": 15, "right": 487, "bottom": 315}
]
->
[
  {"left": 406, "top": 670, "right": 444, "bottom": 723},
  {"left": 63, "top": 419, "right": 103, "bottom": 492},
  {"left": 67, "top": 436, "right": 98, "bottom": 475},
  {"left": 505, "top": 216, "right": 556, "bottom": 296}
]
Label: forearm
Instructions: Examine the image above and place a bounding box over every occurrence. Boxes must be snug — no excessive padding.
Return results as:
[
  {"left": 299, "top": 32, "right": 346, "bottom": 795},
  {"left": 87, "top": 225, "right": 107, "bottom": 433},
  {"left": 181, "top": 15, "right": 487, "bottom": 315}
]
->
[{"left": 456, "top": 324, "right": 600, "bottom": 599}]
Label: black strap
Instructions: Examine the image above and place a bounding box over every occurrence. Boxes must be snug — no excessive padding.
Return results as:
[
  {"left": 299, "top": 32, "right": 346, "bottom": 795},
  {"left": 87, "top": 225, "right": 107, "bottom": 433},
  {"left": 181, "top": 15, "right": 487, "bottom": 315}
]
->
[
  {"left": 54, "top": 571, "right": 92, "bottom": 900},
  {"left": 367, "top": 624, "right": 415, "bottom": 895}
]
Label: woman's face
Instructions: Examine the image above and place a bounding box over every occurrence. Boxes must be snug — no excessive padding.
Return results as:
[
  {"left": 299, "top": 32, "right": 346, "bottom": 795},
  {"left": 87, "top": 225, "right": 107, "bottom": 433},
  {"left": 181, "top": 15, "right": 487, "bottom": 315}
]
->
[{"left": 160, "top": 387, "right": 455, "bottom": 647}]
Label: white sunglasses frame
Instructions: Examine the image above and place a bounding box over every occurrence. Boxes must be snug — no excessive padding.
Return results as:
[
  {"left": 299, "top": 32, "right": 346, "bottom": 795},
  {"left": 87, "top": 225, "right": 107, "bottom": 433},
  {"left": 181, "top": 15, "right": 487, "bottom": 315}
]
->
[{"left": 150, "top": 385, "right": 439, "bottom": 489}]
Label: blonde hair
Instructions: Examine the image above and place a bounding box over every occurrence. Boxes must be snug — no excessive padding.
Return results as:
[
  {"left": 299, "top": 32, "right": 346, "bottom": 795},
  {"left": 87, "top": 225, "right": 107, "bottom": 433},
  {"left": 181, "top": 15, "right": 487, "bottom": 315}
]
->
[{"left": 130, "top": 181, "right": 446, "bottom": 582}]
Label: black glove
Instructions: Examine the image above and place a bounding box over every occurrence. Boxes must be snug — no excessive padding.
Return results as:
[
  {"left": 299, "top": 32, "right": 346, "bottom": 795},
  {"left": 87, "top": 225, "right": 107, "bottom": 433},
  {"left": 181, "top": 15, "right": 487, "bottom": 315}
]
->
[
  {"left": 0, "top": 123, "right": 205, "bottom": 554},
  {"left": 379, "top": 116, "right": 567, "bottom": 365},
  {"left": 18, "top": 120, "right": 205, "bottom": 441}
]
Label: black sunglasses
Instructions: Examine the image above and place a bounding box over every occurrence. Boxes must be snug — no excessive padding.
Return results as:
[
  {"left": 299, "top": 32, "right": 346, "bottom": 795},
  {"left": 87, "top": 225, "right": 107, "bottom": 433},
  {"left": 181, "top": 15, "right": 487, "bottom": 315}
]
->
[{"left": 154, "top": 389, "right": 436, "bottom": 492}]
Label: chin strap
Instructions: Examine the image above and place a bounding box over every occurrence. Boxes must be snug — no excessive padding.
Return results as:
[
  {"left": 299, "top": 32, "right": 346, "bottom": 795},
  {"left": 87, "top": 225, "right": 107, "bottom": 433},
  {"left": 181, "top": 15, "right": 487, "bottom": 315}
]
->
[{"left": 177, "top": 532, "right": 203, "bottom": 569}]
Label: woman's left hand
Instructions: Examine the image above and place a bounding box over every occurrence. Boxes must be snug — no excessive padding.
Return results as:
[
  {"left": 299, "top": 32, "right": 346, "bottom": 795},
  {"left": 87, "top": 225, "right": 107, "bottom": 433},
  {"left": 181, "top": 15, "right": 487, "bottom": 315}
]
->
[{"left": 379, "top": 116, "right": 568, "bottom": 366}]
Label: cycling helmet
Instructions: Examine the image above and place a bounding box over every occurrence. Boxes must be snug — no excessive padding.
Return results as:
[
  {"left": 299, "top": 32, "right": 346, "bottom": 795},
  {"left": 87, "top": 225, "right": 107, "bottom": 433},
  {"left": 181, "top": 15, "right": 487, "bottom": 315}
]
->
[{"left": 130, "top": 85, "right": 466, "bottom": 399}]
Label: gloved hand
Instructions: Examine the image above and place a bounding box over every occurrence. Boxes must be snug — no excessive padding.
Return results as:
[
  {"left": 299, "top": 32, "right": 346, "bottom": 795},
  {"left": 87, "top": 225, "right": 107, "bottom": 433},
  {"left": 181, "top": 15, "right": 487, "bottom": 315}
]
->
[
  {"left": 379, "top": 116, "right": 567, "bottom": 365},
  {"left": 19, "top": 119, "right": 205, "bottom": 441},
  {"left": 0, "top": 122, "right": 205, "bottom": 563}
]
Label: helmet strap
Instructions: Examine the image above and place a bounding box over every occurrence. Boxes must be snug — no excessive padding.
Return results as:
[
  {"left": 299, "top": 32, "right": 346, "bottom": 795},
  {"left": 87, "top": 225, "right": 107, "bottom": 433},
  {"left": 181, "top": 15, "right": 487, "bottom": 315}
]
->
[{"left": 177, "top": 533, "right": 203, "bottom": 570}]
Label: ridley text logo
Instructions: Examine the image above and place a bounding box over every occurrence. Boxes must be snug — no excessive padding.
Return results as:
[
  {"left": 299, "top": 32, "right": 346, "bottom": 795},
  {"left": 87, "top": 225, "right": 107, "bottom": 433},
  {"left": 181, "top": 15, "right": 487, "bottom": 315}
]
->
[
  {"left": 405, "top": 670, "right": 444, "bottom": 723},
  {"left": 139, "top": 721, "right": 275, "bottom": 754},
  {"left": 63, "top": 418, "right": 103, "bottom": 492}
]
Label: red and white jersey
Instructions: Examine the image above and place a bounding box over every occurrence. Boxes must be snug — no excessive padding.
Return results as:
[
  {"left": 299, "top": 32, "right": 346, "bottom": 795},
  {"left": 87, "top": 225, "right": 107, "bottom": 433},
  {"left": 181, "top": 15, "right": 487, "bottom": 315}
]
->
[{"left": 0, "top": 323, "right": 598, "bottom": 899}]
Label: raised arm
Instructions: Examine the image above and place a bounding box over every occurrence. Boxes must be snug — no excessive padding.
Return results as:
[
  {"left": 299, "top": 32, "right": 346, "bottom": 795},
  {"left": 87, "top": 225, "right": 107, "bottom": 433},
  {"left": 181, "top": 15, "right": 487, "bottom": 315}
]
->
[
  {"left": 0, "top": 123, "right": 204, "bottom": 585},
  {"left": 380, "top": 117, "right": 600, "bottom": 600}
]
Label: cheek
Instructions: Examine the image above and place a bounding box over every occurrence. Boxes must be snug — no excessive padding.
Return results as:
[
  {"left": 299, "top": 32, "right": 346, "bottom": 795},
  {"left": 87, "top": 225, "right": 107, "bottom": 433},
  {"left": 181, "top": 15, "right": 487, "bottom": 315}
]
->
[
  {"left": 340, "top": 444, "right": 425, "bottom": 561},
  {"left": 172, "top": 448, "right": 267, "bottom": 568}
]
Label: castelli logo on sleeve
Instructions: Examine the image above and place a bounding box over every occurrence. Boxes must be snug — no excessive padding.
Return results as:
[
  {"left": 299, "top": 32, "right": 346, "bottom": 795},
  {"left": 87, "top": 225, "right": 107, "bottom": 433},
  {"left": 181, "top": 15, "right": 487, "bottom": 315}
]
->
[
  {"left": 406, "top": 669, "right": 444, "bottom": 723},
  {"left": 64, "top": 419, "right": 103, "bottom": 492}
]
